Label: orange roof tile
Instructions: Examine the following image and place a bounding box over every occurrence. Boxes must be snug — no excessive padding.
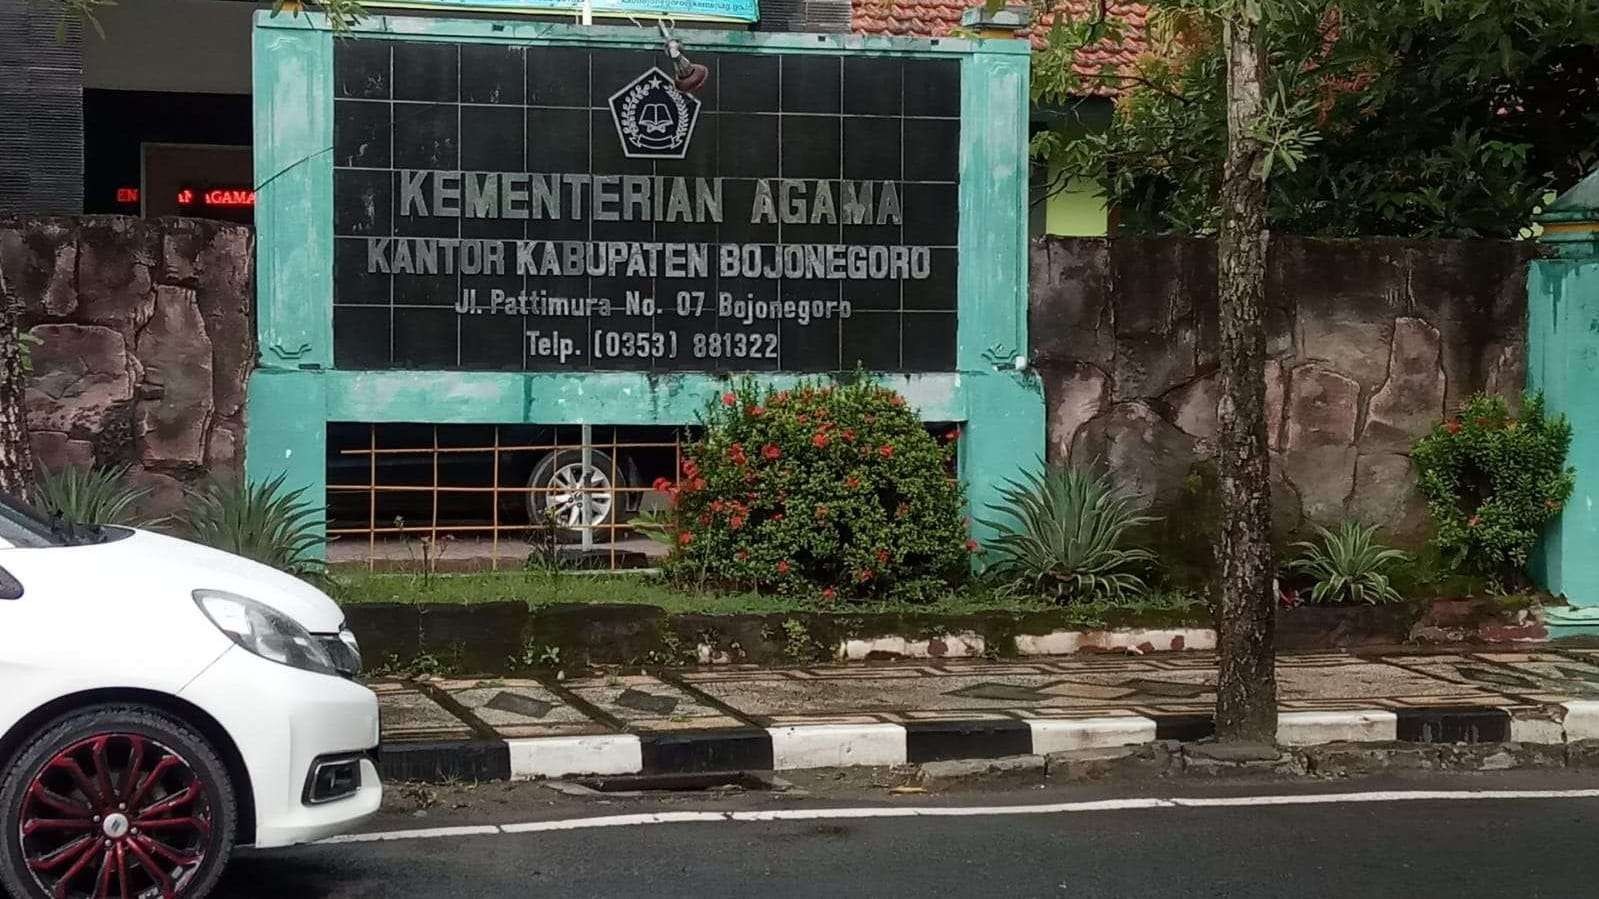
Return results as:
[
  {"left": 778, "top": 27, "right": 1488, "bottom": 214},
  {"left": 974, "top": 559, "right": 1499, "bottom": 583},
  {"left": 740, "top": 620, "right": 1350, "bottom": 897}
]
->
[{"left": 851, "top": 0, "right": 1150, "bottom": 95}]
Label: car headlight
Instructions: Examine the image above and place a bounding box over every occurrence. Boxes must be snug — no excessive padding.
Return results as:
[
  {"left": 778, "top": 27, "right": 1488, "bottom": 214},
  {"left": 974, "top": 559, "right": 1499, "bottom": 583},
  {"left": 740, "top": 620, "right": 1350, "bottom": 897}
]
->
[{"left": 193, "top": 589, "right": 338, "bottom": 676}]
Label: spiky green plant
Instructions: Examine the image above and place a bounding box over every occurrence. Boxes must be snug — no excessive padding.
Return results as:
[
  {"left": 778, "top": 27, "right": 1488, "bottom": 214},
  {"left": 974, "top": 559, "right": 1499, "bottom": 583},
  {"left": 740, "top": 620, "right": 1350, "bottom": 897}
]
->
[
  {"left": 35, "top": 464, "right": 161, "bottom": 528},
  {"left": 979, "top": 465, "right": 1157, "bottom": 603},
  {"left": 184, "top": 475, "right": 325, "bottom": 576},
  {"left": 1286, "top": 522, "right": 1410, "bottom": 605}
]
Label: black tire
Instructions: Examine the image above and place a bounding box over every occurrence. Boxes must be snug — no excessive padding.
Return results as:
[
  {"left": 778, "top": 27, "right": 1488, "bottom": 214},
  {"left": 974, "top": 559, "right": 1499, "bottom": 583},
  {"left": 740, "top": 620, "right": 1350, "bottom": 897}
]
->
[
  {"left": 526, "top": 448, "right": 629, "bottom": 530},
  {"left": 0, "top": 704, "right": 238, "bottom": 899}
]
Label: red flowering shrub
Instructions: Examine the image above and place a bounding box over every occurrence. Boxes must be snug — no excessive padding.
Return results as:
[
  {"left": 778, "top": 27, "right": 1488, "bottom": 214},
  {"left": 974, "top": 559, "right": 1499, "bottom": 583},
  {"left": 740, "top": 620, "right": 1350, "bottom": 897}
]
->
[{"left": 660, "top": 378, "right": 970, "bottom": 601}]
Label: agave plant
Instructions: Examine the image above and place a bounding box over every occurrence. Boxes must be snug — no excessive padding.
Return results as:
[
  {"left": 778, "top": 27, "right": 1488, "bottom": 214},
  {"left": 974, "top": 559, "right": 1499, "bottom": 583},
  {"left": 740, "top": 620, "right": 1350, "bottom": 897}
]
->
[
  {"left": 34, "top": 464, "right": 161, "bottom": 527},
  {"left": 979, "top": 465, "right": 1157, "bottom": 603},
  {"left": 1286, "top": 522, "right": 1410, "bottom": 605},
  {"left": 184, "top": 475, "right": 325, "bottom": 577}
]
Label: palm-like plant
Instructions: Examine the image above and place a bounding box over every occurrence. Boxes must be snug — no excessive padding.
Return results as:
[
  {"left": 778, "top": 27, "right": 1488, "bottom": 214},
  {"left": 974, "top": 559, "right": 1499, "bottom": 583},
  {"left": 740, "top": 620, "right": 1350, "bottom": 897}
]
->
[
  {"left": 979, "top": 465, "right": 1157, "bottom": 603},
  {"left": 35, "top": 464, "right": 161, "bottom": 528},
  {"left": 1286, "top": 522, "right": 1410, "bottom": 605},
  {"left": 184, "top": 475, "right": 325, "bottom": 576}
]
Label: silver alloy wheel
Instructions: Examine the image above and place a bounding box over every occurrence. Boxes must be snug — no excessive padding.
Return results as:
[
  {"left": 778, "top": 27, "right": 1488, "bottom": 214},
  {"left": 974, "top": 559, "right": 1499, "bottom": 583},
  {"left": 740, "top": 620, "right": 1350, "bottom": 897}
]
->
[{"left": 543, "top": 461, "right": 615, "bottom": 528}]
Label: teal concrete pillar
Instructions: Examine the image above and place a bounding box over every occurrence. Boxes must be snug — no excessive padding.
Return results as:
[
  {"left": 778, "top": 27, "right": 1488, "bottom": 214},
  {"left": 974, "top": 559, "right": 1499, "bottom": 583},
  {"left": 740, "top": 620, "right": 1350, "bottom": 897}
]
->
[{"left": 1529, "top": 171, "right": 1599, "bottom": 634}]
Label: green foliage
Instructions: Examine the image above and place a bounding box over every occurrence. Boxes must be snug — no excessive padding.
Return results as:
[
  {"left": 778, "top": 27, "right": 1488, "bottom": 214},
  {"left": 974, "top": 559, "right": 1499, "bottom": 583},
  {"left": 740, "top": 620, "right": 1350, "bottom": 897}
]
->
[
  {"left": 1032, "top": 1, "right": 1599, "bottom": 237},
  {"left": 660, "top": 377, "right": 972, "bottom": 602},
  {"left": 184, "top": 474, "right": 326, "bottom": 577},
  {"left": 34, "top": 464, "right": 159, "bottom": 528},
  {"left": 980, "top": 465, "right": 1156, "bottom": 603},
  {"left": 270, "top": 0, "right": 367, "bottom": 33},
  {"left": 1286, "top": 522, "right": 1409, "bottom": 605},
  {"left": 1411, "top": 392, "right": 1574, "bottom": 589}
]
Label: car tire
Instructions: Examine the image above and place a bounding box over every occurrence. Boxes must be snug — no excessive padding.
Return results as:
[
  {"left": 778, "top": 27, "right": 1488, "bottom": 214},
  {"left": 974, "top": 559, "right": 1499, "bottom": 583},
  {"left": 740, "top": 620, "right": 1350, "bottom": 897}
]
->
[
  {"left": 0, "top": 704, "right": 238, "bottom": 899},
  {"left": 526, "top": 448, "right": 629, "bottom": 531}
]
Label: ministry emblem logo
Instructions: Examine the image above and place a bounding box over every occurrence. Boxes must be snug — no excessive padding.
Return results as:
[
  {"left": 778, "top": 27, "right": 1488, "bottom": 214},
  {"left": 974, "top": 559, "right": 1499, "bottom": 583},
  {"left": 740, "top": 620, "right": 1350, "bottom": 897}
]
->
[{"left": 608, "top": 67, "right": 702, "bottom": 160}]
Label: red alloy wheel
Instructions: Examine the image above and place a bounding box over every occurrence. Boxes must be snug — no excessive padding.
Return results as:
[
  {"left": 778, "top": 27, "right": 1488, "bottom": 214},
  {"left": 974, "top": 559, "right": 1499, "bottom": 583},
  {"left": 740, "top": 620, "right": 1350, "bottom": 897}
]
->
[{"left": 18, "top": 733, "right": 213, "bottom": 898}]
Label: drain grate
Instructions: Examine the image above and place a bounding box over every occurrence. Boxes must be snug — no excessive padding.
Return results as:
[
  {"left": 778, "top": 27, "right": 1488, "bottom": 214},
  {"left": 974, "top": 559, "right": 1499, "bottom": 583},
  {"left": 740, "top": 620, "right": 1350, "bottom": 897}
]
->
[{"left": 562, "top": 771, "right": 783, "bottom": 795}]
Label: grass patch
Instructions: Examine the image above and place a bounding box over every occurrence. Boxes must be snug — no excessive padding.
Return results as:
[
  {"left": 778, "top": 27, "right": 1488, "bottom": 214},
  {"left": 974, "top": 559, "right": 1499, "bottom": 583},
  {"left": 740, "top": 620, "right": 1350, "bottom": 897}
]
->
[{"left": 328, "top": 569, "right": 1209, "bottom": 621}]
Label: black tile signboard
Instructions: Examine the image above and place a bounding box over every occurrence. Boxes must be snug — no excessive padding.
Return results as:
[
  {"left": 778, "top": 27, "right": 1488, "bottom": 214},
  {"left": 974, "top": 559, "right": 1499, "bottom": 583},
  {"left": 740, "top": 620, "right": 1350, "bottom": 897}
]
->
[{"left": 332, "top": 40, "right": 961, "bottom": 372}]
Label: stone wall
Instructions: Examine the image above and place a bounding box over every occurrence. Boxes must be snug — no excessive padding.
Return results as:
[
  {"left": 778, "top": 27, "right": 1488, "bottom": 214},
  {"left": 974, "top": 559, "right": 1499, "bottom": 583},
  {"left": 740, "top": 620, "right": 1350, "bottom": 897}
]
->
[
  {"left": 1030, "top": 236, "right": 1531, "bottom": 575},
  {"left": 0, "top": 215, "right": 254, "bottom": 515}
]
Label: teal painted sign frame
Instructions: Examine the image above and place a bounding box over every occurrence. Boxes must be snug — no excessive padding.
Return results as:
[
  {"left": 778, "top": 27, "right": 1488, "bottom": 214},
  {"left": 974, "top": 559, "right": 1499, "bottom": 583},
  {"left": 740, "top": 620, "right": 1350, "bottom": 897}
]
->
[
  {"left": 361, "top": 0, "right": 758, "bottom": 24},
  {"left": 247, "top": 12, "right": 1042, "bottom": 550}
]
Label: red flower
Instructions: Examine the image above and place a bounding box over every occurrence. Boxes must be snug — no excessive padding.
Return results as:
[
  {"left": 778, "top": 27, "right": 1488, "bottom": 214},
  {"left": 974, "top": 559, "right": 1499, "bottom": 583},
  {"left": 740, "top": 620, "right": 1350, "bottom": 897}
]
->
[
  {"left": 730, "top": 514, "right": 747, "bottom": 531},
  {"left": 890, "top": 394, "right": 907, "bottom": 407},
  {"left": 682, "top": 459, "right": 700, "bottom": 478},
  {"left": 772, "top": 391, "right": 790, "bottom": 405},
  {"left": 697, "top": 513, "right": 711, "bottom": 526},
  {"left": 652, "top": 477, "right": 673, "bottom": 493},
  {"left": 1467, "top": 515, "right": 1481, "bottom": 528},
  {"left": 879, "top": 444, "right": 895, "bottom": 459},
  {"left": 812, "top": 432, "right": 830, "bottom": 449},
  {"left": 845, "top": 475, "right": 861, "bottom": 490},
  {"left": 896, "top": 502, "right": 911, "bottom": 518},
  {"left": 721, "top": 392, "right": 737, "bottom": 406},
  {"left": 777, "top": 560, "right": 791, "bottom": 575},
  {"left": 843, "top": 429, "right": 857, "bottom": 442},
  {"left": 965, "top": 539, "right": 980, "bottom": 552},
  {"left": 1444, "top": 419, "right": 1462, "bottom": 435},
  {"left": 678, "top": 531, "right": 694, "bottom": 546},
  {"left": 692, "top": 477, "right": 707, "bottom": 492},
  {"left": 945, "top": 428, "right": 961, "bottom": 442},
  {"left": 796, "top": 414, "right": 809, "bottom": 424},
  {"left": 762, "top": 444, "right": 782, "bottom": 461},
  {"left": 856, "top": 569, "right": 874, "bottom": 582},
  {"left": 821, "top": 587, "right": 836, "bottom": 601},
  {"left": 749, "top": 405, "right": 765, "bottom": 417},
  {"left": 875, "top": 548, "right": 890, "bottom": 564},
  {"left": 728, "top": 443, "right": 748, "bottom": 466}
]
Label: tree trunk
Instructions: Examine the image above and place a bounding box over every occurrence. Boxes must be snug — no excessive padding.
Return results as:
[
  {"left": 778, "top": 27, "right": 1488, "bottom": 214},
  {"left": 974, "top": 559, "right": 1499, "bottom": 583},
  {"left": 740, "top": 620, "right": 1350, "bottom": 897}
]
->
[
  {"left": 1213, "top": 6, "right": 1277, "bottom": 743},
  {"left": 0, "top": 265, "right": 36, "bottom": 501}
]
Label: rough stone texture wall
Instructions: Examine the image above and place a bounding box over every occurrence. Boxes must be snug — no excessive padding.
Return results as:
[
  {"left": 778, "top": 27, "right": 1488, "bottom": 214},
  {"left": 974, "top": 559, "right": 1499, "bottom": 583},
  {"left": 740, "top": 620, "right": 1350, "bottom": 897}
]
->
[
  {"left": 1030, "top": 236, "right": 1531, "bottom": 575},
  {"left": 0, "top": 216, "right": 254, "bottom": 515}
]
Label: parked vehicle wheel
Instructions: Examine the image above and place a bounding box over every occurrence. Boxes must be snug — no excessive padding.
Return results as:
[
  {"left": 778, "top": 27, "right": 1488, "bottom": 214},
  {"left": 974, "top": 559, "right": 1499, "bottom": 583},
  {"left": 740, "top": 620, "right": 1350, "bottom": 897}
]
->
[
  {"left": 0, "top": 704, "right": 237, "bottom": 899},
  {"left": 526, "top": 449, "right": 626, "bottom": 530}
]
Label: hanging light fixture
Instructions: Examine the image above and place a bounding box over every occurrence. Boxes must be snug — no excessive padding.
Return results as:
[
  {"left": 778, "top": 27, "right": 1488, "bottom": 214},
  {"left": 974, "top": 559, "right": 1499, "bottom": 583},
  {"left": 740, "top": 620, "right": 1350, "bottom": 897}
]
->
[{"left": 658, "top": 20, "right": 709, "bottom": 94}]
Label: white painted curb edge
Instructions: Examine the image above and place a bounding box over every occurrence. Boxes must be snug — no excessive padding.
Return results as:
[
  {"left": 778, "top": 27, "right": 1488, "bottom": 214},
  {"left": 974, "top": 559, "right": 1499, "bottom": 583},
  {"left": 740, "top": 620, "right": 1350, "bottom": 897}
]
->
[{"left": 508, "top": 735, "right": 643, "bottom": 780}]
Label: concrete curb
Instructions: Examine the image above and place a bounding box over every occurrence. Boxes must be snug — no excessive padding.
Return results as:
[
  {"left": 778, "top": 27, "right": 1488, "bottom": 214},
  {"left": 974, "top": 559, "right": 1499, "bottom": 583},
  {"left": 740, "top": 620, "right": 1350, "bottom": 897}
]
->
[{"left": 376, "top": 702, "right": 1599, "bottom": 782}]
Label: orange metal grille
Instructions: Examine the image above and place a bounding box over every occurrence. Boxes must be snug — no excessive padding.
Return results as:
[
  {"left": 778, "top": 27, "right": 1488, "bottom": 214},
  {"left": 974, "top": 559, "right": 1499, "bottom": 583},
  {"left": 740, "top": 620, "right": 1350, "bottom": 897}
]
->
[{"left": 326, "top": 424, "right": 688, "bottom": 572}]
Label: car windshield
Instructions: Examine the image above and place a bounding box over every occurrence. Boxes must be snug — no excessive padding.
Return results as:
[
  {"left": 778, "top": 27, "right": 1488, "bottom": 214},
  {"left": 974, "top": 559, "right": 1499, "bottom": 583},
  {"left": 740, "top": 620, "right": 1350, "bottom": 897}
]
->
[{"left": 0, "top": 491, "right": 108, "bottom": 548}]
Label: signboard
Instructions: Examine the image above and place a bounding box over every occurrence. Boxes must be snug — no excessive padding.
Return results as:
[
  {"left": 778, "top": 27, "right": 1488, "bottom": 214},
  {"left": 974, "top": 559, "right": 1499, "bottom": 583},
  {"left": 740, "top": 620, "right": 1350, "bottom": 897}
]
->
[
  {"left": 360, "top": 0, "right": 759, "bottom": 24},
  {"left": 331, "top": 40, "right": 960, "bottom": 373}
]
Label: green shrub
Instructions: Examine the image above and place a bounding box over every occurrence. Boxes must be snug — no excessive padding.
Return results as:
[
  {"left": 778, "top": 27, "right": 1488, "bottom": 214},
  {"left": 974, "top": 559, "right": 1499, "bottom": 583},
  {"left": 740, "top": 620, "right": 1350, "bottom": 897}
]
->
[
  {"left": 35, "top": 464, "right": 161, "bottom": 527},
  {"left": 979, "top": 465, "right": 1156, "bottom": 603},
  {"left": 184, "top": 474, "right": 325, "bottom": 577},
  {"left": 1286, "top": 522, "right": 1409, "bottom": 605},
  {"left": 660, "top": 377, "right": 971, "bottom": 602},
  {"left": 1411, "top": 392, "right": 1573, "bottom": 589}
]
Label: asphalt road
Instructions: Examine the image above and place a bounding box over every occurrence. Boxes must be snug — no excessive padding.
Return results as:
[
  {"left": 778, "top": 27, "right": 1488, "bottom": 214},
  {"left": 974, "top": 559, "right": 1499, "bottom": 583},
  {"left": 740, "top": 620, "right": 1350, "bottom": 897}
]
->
[{"left": 220, "top": 772, "right": 1599, "bottom": 898}]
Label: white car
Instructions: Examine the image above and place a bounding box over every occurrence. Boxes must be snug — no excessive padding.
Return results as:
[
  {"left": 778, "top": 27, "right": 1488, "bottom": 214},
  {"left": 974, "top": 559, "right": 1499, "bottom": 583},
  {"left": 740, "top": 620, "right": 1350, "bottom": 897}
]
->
[{"left": 0, "top": 496, "right": 382, "bottom": 897}]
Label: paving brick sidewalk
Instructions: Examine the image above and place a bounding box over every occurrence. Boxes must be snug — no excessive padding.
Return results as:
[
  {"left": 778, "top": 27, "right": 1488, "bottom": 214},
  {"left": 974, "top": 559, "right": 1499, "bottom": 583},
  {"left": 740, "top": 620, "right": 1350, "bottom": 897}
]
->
[{"left": 372, "top": 648, "right": 1599, "bottom": 782}]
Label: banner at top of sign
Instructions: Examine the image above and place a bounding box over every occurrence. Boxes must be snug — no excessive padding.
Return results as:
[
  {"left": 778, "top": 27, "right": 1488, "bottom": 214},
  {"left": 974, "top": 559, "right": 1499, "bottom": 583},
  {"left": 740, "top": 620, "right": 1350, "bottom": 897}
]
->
[{"left": 363, "top": 0, "right": 759, "bottom": 23}]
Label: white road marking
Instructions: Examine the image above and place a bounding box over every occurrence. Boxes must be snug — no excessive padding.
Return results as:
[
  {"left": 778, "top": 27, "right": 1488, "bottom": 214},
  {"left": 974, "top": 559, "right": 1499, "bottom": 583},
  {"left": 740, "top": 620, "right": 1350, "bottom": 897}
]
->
[{"left": 314, "top": 789, "right": 1599, "bottom": 845}]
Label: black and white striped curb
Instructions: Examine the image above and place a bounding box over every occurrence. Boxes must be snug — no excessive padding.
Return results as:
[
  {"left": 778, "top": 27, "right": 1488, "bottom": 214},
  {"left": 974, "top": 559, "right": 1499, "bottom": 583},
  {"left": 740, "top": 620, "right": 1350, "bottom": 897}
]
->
[{"left": 377, "top": 700, "right": 1599, "bottom": 782}]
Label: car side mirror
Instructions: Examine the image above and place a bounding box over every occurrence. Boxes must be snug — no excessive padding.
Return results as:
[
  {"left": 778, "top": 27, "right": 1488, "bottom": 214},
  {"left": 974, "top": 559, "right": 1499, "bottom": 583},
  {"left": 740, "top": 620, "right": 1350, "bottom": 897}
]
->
[{"left": 0, "top": 565, "right": 22, "bottom": 600}]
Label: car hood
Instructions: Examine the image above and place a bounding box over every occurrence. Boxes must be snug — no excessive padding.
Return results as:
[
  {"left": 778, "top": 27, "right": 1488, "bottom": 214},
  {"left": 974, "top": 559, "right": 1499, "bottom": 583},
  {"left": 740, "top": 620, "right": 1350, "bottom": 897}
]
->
[{"left": 108, "top": 528, "right": 346, "bottom": 633}]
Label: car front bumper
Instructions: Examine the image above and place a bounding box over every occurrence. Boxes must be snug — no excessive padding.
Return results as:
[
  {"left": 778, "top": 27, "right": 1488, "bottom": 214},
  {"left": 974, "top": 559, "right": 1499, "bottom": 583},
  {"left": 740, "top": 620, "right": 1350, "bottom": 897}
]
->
[{"left": 180, "top": 646, "right": 383, "bottom": 849}]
